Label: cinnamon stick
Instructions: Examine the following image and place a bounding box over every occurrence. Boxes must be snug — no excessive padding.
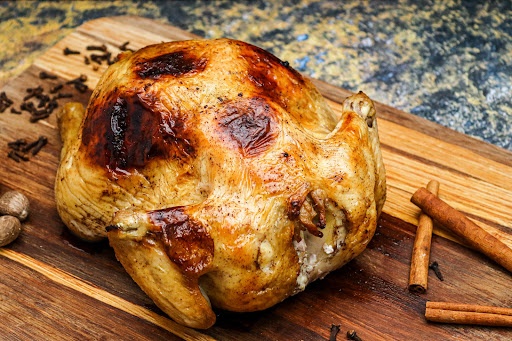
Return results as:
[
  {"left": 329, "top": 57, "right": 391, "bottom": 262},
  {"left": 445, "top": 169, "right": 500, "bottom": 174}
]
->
[
  {"left": 409, "top": 180, "right": 439, "bottom": 293},
  {"left": 411, "top": 188, "right": 512, "bottom": 273},
  {"left": 427, "top": 302, "right": 512, "bottom": 316},
  {"left": 426, "top": 302, "right": 512, "bottom": 327}
]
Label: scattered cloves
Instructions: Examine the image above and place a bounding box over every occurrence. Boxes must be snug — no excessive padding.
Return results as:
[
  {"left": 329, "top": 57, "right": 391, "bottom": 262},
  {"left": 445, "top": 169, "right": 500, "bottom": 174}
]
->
[{"left": 6, "top": 136, "right": 48, "bottom": 161}]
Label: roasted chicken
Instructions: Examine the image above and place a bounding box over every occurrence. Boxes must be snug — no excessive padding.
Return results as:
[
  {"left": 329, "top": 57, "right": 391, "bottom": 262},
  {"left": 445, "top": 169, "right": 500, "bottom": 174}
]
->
[{"left": 55, "top": 38, "right": 386, "bottom": 329}]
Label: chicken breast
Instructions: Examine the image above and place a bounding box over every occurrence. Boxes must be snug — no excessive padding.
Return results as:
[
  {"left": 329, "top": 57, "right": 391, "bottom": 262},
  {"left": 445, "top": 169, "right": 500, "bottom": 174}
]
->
[{"left": 55, "top": 38, "right": 386, "bottom": 329}]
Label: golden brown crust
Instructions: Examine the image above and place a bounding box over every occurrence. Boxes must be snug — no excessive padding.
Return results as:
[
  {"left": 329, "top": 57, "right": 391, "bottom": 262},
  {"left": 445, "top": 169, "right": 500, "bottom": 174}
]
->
[{"left": 55, "top": 38, "right": 386, "bottom": 328}]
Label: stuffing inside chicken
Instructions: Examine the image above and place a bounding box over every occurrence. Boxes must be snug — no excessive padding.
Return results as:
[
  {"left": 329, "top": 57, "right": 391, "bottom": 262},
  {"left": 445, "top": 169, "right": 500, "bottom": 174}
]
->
[{"left": 55, "top": 38, "right": 386, "bottom": 329}]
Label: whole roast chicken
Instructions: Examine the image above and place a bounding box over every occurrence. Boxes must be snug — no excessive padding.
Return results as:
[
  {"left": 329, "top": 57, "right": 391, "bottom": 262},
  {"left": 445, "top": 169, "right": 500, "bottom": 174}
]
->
[{"left": 55, "top": 38, "right": 386, "bottom": 329}]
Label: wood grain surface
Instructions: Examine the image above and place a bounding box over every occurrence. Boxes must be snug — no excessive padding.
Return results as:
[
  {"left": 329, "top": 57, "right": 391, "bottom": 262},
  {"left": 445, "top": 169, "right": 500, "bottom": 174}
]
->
[{"left": 0, "top": 16, "right": 511, "bottom": 340}]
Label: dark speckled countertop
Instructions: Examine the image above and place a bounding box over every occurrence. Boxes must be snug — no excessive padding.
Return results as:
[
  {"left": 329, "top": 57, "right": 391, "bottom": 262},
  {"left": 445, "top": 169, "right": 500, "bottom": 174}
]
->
[{"left": 1, "top": 0, "right": 511, "bottom": 150}]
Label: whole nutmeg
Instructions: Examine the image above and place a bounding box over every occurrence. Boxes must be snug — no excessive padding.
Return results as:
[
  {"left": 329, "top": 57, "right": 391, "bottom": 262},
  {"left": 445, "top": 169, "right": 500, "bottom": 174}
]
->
[
  {"left": 0, "top": 191, "right": 30, "bottom": 221},
  {"left": 0, "top": 215, "right": 21, "bottom": 247}
]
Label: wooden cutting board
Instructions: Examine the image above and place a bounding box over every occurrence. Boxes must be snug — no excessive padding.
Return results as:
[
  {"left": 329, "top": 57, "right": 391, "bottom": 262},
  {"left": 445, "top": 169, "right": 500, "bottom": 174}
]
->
[{"left": 1, "top": 16, "right": 511, "bottom": 340}]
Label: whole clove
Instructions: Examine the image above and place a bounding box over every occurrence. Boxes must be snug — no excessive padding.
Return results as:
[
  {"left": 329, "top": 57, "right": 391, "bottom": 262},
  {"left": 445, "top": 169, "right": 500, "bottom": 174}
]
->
[
  {"left": 74, "top": 83, "right": 88, "bottom": 93},
  {"left": 84, "top": 56, "right": 90, "bottom": 65},
  {"left": 45, "top": 100, "right": 58, "bottom": 113},
  {"left": 31, "top": 136, "right": 48, "bottom": 156},
  {"left": 22, "top": 139, "right": 41, "bottom": 153},
  {"left": 39, "top": 71, "right": 57, "bottom": 80},
  {"left": 55, "top": 93, "right": 73, "bottom": 99},
  {"left": 102, "top": 53, "right": 111, "bottom": 63},
  {"left": 107, "top": 55, "right": 117, "bottom": 65},
  {"left": 66, "top": 75, "right": 88, "bottom": 93},
  {"left": 90, "top": 52, "right": 112, "bottom": 65},
  {"left": 7, "top": 150, "right": 21, "bottom": 163},
  {"left": 63, "top": 47, "right": 80, "bottom": 55},
  {"left": 86, "top": 44, "right": 107, "bottom": 52},
  {"left": 90, "top": 54, "right": 102, "bottom": 65},
  {"left": 429, "top": 261, "right": 444, "bottom": 281},
  {"left": 50, "top": 84, "right": 63, "bottom": 93},
  {"left": 1, "top": 92, "right": 13, "bottom": 104},
  {"left": 14, "top": 150, "right": 29, "bottom": 161},
  {"left": 7, "top": 139, "right": 27, "bottom": 149},
  {"left": 120, "top": 41, "right": 134, "bottom": 52},
  {"left": 20, "top": 101, "right": 36, "bottom": 114},
  {"left": 10, "top": 108, "right": 21, "bottom": 115},
  {"left": 23, "top": 86, "right": 43, "bottom": 101},
  {"left": 1, "top": 91, "right": 14, "bottom": 113},
  {"left": 329, "top": 324, "right": 341, "bottom": 341},
  {"left": 37, "top": 94, "right": 50, "bottom": 108},
  {"left": 29, "top": 113, "right": 50, "bottom": 123},
  {"left": 346, "top": 330, "right": 362, "bottom": 341}
]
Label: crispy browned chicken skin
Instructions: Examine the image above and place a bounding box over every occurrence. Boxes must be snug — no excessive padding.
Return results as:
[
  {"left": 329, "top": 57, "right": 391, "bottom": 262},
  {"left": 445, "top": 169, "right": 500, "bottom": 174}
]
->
[{"left": 55, "top": 38, "right": 386, "bottom": 328}]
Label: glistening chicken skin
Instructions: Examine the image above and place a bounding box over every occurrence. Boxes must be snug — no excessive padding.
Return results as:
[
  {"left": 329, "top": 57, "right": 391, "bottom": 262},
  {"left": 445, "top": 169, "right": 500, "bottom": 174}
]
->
[{"left": 55, "top": 38, "right": 386, "bottom": 329}]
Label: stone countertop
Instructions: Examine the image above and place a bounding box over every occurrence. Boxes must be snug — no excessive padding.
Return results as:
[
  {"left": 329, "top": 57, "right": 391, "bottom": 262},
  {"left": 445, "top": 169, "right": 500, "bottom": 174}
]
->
[{"left": 1, "top": 0, "right": 511, "bottom": 150}]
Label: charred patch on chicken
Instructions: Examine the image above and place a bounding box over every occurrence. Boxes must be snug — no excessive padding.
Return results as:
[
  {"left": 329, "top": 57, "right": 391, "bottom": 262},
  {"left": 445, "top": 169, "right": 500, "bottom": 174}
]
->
[
  {"left": 218, "top": 97, "right": 278, "bottom": 157},
  {"left": 148, "top": 207, "right": 214, "bottom": 275},
  {"left": 135, "top": 51, "right": 207, "bottom": 79},
  {"left": 241, "top": 44, "right": 305, "bottom": 109},
  {"left": 81, "top": 91, "right": 195, "bottom": 174}
]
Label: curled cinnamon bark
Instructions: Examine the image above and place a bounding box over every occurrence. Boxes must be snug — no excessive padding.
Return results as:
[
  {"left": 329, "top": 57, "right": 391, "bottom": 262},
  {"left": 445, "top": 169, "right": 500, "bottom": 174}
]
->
[
  {"left": 411, "top": 188, "right": 512, "bottom": 273},
  {"left": 409, "top": 180, "right": 439, "bottom": 293},
  {"left": 426, "top": 302, "right": 512, "bottom": 327}
]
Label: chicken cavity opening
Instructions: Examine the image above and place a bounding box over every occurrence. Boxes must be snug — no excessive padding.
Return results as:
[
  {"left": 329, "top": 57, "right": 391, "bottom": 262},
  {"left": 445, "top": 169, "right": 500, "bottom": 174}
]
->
[{"left": 292, "top": 192, "right": 347, "bottom": 291}]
